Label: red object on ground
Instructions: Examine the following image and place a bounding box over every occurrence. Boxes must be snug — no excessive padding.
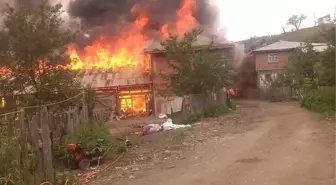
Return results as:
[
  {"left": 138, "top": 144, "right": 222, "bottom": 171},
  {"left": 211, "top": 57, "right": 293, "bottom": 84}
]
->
[
  {"left": 67, "top": 144, "right": 77, "bottom": 151},
  {"left": 134, "top": 130, "right": 143, "bottom": 135}
]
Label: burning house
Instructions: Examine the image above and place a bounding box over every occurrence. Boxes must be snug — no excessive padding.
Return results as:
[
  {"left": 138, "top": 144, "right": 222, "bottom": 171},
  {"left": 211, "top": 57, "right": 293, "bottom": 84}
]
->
[
  {"left": 0, "top": 0, "right": 243, "bottom": 118},
  {"left": 65, "top": 0, "right": 243, "bottom": 119}
]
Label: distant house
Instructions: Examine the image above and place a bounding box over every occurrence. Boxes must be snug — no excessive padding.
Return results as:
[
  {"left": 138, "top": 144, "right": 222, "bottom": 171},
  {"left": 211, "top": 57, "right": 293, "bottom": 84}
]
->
[
  {"left": 252, "top": 40, "right": 328, "bottom": 87},
  {"left": 317, "top": 14, "right": 331, "bottom": 25}
]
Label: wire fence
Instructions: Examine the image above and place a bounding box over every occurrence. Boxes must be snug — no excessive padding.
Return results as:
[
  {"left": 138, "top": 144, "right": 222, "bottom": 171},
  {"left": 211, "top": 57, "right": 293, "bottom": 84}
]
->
[
  {"left": 0, "top": 90, "right": 90, "bottom": 184},
  {"left": 0, "top": 92, "right": 84, "bottom": 117}
]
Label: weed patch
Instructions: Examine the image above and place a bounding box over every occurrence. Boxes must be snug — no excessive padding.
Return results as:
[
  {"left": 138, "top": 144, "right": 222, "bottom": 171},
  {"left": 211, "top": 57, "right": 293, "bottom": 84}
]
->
[
  {"left": 300, "top": 87, "right": 335, "bottom": 118},
  {"left": 184, "top": 102, "right": 237, "bottom": 124},
  {"left": 55, "top": 123, "right": 120, "bottom": 168}
]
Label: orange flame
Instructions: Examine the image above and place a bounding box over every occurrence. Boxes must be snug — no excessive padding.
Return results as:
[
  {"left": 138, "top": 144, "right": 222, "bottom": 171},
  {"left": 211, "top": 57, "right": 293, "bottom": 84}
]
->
[
  {"left": 68, "top": 15, "right": 149, "bottom": 70},
  {"left": 161, "top": 0, "right": 198, "bottom": 39},
  {"left": 68, "top": 0, "right": 199, "bottom": 71},
  {"left": 120, "top": 94, "right": 147, "bottom": 117}
]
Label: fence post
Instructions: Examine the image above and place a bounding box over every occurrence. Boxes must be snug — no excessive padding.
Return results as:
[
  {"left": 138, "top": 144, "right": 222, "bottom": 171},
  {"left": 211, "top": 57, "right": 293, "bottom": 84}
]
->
[
  {"left": 19, "top": 108, "right": 30, "bottom": 184},
  {"left": 82, "top": 89, "right": 89, "bottom": 124},
  {"left": 40, "top": 106, "right": 54, "bottom": 182},
  {"left": 29, "top": 114, "right": 44, "bottom": 182},
  {"left": 67, "top": 107, "right": 74, "bottom": 135}
]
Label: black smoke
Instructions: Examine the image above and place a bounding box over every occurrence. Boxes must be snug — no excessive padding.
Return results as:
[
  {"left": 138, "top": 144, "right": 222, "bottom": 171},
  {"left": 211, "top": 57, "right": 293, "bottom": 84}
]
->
[
  {"left": 67, "top": 0, "right": 219, "bottom": 30},
  {"left": 14, "top": 0, "right": 39, "bottom": 5}
]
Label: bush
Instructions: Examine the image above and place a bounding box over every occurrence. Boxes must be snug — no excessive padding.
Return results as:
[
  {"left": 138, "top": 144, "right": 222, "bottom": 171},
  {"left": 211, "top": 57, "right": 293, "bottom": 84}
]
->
[
  {"left": 55, "top": 123, "right": 119, "bottom": 167},
  {"left": 183, "top": 102, "right": 236, "bottom": 124},
  {"left": 300, "top": 87, "right": 335, "bottom": 115},
  {"left": 183, "top": 112, "right": 203, "bottom": 124},
  {"left": 204, "top": 104, "right": 232, "bottom": 117}
]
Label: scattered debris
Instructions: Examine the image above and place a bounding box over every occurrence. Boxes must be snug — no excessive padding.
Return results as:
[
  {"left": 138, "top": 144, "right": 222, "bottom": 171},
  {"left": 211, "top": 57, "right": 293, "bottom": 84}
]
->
[
  {"left": 141, "top": 124, "right": 163, "bottom": 136},
  {"left": 141, "top": 118, "right": 192, "bottom": 136},
  {"left": 158, "top": 113, "right": 168, "bottom": 119},
  {"left": 125, "top": 136, "right": 132, "bottom": 147},
  {"left": 162, "top": 119, "right": 191, "bottom": 131}
]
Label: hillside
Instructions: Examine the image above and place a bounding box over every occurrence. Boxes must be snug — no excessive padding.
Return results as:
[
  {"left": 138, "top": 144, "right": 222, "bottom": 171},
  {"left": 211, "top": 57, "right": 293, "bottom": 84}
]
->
[{"left": 237, "top": 24, "right": 334, "bottom": 53}]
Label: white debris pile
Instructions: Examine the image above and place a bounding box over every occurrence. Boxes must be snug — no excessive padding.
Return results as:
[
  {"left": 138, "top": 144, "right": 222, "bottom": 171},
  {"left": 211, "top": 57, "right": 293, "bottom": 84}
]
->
[
  {"left": 141, "top": 117, "right": 191, "bottom": 136},
  {"left": 158, "top": 113, "right": 168, "bottom": 119},
  {"left": 141, "top": 124, "right": 163, "bottom": 136},
  {"left": 161, "top": 118, "right": 191, "bottom": 131}
]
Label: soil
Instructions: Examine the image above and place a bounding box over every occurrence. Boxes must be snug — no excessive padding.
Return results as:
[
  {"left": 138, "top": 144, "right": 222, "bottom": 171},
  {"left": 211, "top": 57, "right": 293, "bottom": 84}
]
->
[{"left": 93, "top": 100, "right": 335, "bottom": 185}]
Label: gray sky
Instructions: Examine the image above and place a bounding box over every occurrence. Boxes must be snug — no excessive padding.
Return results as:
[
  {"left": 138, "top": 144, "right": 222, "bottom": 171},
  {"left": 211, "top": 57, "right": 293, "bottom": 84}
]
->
[{"left": 216, "top": 0, "right": 335, "bottom": 41}]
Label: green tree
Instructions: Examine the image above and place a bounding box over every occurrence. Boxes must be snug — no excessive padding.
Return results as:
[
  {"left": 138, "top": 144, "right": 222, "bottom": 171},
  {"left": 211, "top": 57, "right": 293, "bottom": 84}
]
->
[
  {"left": 287, "top": 14, "right": 307, "bottom": 31},
  {"left": 0, "top": 0, "right": 80, "bottom": 107},
  {"left": 280, "top": 43, "right": 319, "bottom": 89},
  {"left": 315, "top": 22, "right": 335, "bottom": 86},
  {"left": 160, "top": 29, "right": 232, "bottom": 96}
]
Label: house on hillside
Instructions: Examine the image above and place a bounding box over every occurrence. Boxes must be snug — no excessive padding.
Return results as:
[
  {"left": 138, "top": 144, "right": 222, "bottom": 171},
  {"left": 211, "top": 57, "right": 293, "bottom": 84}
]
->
[
  {"left": 78, "top": 35, "right": 243, "bottom": 119},
  {"left": 252, "top": 40, "right": 328, "bottom": 87}
]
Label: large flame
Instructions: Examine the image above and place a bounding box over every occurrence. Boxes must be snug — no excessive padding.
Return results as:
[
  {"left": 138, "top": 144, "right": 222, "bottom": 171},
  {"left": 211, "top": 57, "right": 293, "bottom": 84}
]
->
[
  {"left": 69, "top": 15, "right": 149, "bottom": 70},
  {"left": 161, "top": 0, "right": 198, "bottom": 39},
  {"left": 68, "top": 0, "right": 198, "bottom": 71}
]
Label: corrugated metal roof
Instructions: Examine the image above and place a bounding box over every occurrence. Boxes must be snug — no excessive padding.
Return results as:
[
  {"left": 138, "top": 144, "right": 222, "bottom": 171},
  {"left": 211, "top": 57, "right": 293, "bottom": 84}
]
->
[
  {"left": 144, "top": 35, "right": 233, "bottom": 53},
  {"left": 253, "top": 40, "right": 328, "bottom": 52},
  {"left": 78, "top": 68, "right": 151, "bottom": 89}
]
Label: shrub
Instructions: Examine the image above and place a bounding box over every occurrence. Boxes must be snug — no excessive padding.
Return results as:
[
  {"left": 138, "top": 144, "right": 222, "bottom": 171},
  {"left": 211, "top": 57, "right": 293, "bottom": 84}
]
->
[
  {"left": 55, "top": 123, "right": 118, "bottom": 167},
  {"left": 183, "top": 112, "right": 203, "bottom": 124},
  {"left": 204, "top": 104, "right": 232, "bottom": 117},
  {"left": 183, "top": 102, "right": 236, "bottom": 124},
  {"left": 300, "top": 87, "right": 335, "bottom": 114}
]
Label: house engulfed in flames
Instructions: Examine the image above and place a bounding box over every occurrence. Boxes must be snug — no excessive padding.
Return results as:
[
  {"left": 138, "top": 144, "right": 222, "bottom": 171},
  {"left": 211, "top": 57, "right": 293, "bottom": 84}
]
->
[
  {"left": 0, "top": 0, "right": 245, "bottom": 119},
  {"left": 69, "top": 34, "right": 241, "bottom": 119}
]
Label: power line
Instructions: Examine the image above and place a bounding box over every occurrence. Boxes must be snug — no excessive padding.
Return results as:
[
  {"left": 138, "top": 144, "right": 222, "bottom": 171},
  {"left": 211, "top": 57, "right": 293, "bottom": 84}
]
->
[
  {"left": 22, "top": 92, "right": 84, "bottom": 109},
  {"left": 0, "top": 110, "right": 23, "bottom": 117},
  {"left": 0, "top": 91, "right": 84, "bottom": 117}
]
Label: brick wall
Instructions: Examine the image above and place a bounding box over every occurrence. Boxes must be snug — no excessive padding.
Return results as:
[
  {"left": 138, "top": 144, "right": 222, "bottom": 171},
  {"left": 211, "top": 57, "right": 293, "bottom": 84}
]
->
[
  {"left": 150, "top": 47, "right": 234, "bottom": 115},
  {"left": 151, "top": 53, "right": 173, "bottom": 95},
  {"left": 255, "top": 51, "right": 292, "bottom": 71}
]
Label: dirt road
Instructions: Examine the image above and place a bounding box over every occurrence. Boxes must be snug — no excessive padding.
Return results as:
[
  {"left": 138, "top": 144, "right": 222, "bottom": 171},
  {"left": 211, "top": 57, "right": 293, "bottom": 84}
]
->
[{"left": 96, "top": 101, "right": 335, "bottom": 185}]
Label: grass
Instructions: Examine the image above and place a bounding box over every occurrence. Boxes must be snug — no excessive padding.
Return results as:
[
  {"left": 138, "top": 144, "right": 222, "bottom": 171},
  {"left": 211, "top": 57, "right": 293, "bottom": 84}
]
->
[
  {"left": 54, "top": 123, "right": 121, "bottom": 168},
  {"left": 183, "top": 100, "right": 237, "bottom": 125},
  {"left": 166, "top": 129, "right": 189, "bottom": 144}
]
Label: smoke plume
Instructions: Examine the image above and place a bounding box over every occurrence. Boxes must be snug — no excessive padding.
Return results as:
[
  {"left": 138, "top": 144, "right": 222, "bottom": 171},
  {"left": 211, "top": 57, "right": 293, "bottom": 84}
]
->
[{"left": 67, "top": 0, "right": 219, "bottom": 31}]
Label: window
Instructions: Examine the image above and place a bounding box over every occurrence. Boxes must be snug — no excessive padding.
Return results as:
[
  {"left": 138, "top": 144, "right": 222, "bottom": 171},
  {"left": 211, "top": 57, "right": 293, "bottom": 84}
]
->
[
  {"left": 268, "top": 54, "right": 279, "bottom": 63},
  {"left": 264, "top": 74, "right": 272, "bottom": 82}
]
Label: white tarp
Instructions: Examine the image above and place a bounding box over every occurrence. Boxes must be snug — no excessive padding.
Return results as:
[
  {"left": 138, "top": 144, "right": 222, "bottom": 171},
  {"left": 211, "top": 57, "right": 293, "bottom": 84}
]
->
[{"left": 161, "top": 118, "right": 191, "bottom": 131}]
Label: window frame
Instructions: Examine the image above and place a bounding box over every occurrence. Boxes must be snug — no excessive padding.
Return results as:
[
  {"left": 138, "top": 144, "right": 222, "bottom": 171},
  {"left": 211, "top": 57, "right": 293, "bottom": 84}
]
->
[
  {"left": 264, "top": 74, "right": 272, "bottom": 82},
  {"left": 268, "top": 54, "right": 279, "bottom": 63}
]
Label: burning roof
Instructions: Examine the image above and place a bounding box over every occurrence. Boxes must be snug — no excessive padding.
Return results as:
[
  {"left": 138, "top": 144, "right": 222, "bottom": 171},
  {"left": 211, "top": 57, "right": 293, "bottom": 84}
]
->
[
  {"left": 144, "top": 34, "right": 232, "bottom": 53},
  {"left": 1, "top": 0, "right": 224, "bottom": 87},
  {"left": 67, "top": 0, "right": 221, "bottom": 71}
]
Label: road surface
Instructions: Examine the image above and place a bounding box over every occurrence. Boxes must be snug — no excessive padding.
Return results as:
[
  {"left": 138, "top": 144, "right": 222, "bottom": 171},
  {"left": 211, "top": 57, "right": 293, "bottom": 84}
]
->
[{"left": 99, "top": 101, "right": 335, "bottom": 185}]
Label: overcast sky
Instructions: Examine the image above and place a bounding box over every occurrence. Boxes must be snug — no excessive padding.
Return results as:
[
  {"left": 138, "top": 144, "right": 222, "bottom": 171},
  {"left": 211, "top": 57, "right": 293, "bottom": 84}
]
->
[{"left": 215, "top": 0, "right": 336, "bottom": 41}]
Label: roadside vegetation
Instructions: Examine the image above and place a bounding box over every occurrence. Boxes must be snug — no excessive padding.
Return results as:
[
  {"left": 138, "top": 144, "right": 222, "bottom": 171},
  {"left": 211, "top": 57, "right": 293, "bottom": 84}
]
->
[
  {"left": 160, "top": 29, "right": 235, "bottom": 124},
  {"left": 275, "top": 21, "right": 335, "bottom": 119},
  {"left": 0, "top": 1, "right": 121, "bottom": 184}
]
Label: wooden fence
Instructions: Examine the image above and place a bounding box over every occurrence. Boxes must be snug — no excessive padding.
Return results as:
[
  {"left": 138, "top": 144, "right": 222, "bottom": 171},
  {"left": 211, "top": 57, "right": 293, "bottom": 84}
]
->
[
  {"left": 242, "top": 87, "right": 300, "bottom": 101},
  {"left": 182, "top": 89, "right": 228, "bottom": 118},
  {"left": 0, "top": 102, "right": 89, "bottom": 184}
]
